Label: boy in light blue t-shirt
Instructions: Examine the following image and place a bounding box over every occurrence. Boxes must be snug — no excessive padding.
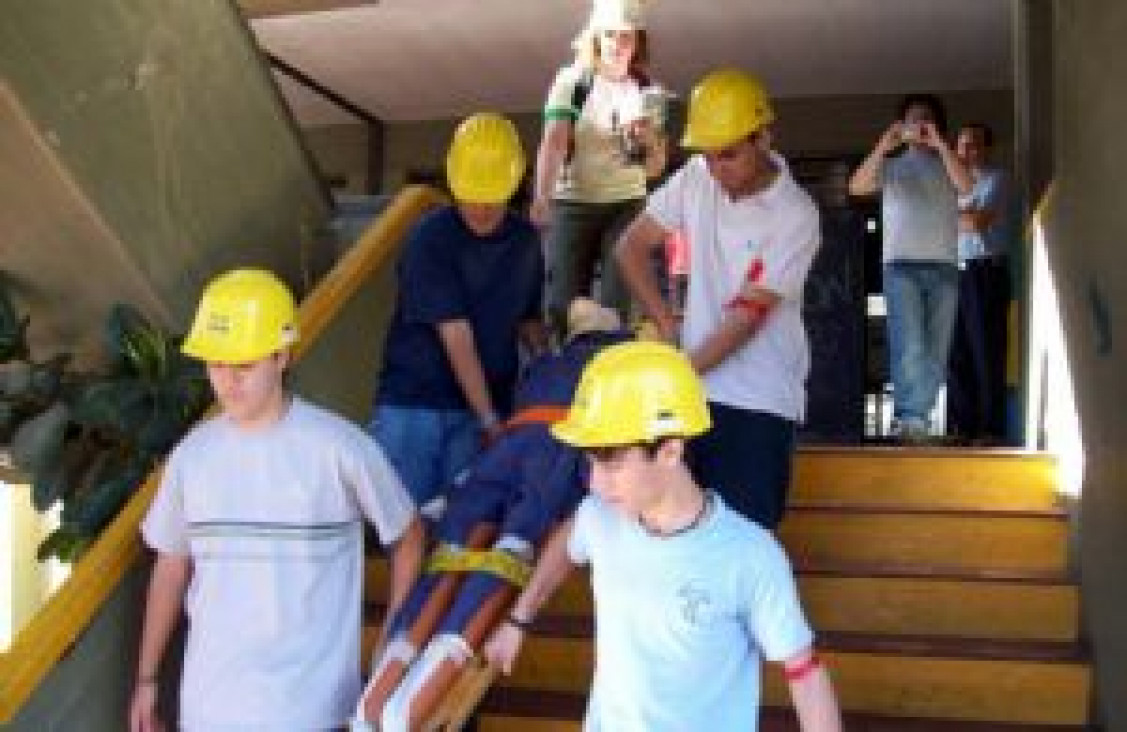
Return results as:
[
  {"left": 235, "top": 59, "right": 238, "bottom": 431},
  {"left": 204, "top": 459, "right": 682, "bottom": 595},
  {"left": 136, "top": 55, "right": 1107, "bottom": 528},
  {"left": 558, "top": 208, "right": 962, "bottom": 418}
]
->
[{"left": 484, "top": 341, "right": 842, "bottom": 731}]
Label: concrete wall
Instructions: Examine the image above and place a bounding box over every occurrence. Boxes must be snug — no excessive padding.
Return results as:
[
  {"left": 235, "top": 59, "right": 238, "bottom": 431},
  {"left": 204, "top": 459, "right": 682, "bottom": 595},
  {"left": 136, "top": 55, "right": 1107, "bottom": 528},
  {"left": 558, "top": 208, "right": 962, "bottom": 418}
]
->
[
  {"left": 1050, "top": 2, "right": 1127, "bottom": 727},
  {"left": 304, "top": 123, "right": 372, "bottom": 194},
  {"left": 1, "top": 566, "right": 146, "bottom": 732},
  {"left": 0, "top": 0, "right": 329, "bottom": 361}
]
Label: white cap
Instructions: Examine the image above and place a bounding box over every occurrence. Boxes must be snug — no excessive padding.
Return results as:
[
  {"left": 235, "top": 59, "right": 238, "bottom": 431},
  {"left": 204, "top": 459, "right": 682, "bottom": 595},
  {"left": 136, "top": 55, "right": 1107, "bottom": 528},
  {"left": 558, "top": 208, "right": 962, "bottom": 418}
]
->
[{"left": 587, "top": 0, "right": 648, "bottom": 31}]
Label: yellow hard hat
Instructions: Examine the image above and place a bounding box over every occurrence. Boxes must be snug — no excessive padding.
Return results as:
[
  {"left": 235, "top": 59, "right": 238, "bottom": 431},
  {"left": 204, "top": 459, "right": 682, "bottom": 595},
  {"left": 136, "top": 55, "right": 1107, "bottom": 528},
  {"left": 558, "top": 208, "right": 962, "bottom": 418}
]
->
[
  {"left": 181, "top": 268, "right": 298, "bottom": 363},
  {"left": 446, "top": 112, "right": 526, "bottom": 204},
  {"left": 681, "top": 68, "right": 775, "bottom": 151},
  {"left": 552, "top": 341, "right": 711, "bottom": 447}
]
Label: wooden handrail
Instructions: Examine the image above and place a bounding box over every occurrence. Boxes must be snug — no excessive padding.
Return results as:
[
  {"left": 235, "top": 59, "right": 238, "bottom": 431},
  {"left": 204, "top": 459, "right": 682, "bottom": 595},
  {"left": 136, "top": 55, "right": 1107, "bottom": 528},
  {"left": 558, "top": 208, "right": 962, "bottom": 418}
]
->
[{"left": 0, "top": 184, "right": 445, "bottom": 722}]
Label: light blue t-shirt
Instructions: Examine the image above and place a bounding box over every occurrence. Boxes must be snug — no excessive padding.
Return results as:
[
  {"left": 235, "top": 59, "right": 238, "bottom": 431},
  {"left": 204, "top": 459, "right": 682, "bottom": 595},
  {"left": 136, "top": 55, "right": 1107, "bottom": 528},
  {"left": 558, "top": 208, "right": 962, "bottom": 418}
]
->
[
  {"left": 880, "top": 148, "right": 959, "bottom": 265},
  {"left": 567, "top": 493, "right": 814, "bottom": 731},
  {"left": 958, "top": 166, "right": 1010, "bottom": 263}
]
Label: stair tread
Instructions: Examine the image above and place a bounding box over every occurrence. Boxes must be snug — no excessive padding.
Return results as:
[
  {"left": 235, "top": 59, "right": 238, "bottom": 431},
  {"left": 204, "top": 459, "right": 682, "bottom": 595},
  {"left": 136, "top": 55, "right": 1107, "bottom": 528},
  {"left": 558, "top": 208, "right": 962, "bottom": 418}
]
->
[
  {"left": 363, "top": 554, "right": 1073, "bottom": 585},
  {"left": 787, "top": 502, "right": 1069, "bottom": 518},
  {"left": 797, "top": 444, "right": 1052, "bottom": 459},
  {"left": 478, "top": 687, "right": 1088, "bottom": 730},
  {"left": 411, "top": 609, "right": 1085, "bottom": 662},
  {"left": 795, "top": 561, "right": 1073, "bottom": 583}
]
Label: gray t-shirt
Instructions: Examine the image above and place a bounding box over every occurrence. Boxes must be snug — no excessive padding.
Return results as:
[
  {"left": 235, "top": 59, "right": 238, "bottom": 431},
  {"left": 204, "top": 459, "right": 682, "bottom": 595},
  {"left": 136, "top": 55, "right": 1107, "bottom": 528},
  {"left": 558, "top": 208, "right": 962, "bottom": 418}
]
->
[
  {"left": 880, "top": 147, "right": 959, "bottom": 264},
  {"left": 567, "top": 493, "right": 814, "bottom": 731},
  {"left": 143, "top": 397, "right": 414, "bottom": 730}
]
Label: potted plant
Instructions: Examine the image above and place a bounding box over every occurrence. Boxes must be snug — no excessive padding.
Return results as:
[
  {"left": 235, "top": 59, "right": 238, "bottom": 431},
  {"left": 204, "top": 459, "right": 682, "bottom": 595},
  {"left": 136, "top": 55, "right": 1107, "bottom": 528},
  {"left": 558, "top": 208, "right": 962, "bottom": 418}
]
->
[{"left": 0, "top": 279, "right": 209, "bottom": 561}]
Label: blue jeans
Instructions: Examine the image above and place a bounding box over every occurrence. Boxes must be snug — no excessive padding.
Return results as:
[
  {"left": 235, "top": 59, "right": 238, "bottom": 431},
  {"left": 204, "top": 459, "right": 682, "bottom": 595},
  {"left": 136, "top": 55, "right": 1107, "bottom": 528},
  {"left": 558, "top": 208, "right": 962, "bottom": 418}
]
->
[
  {"left": 367, "top": 405, "right": 481, "bottom": 506},
  {"left": 884, "top": 262, "right": 959, "bottom": 425}
]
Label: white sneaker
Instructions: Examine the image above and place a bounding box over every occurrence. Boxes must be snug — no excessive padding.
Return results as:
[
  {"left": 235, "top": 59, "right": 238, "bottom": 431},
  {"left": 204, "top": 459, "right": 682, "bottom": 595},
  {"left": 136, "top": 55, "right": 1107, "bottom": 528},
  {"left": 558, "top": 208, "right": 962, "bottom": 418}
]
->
[{"left": 891, "top": 417, "right": 930, "bottom": 444}]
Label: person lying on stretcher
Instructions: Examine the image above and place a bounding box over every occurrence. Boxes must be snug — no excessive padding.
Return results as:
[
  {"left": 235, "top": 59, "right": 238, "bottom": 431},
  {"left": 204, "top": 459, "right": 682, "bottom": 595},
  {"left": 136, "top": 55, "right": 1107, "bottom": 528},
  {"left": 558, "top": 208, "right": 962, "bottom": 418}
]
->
[{"left": 352, "top": 299, "right": 629, "bottom": 731}]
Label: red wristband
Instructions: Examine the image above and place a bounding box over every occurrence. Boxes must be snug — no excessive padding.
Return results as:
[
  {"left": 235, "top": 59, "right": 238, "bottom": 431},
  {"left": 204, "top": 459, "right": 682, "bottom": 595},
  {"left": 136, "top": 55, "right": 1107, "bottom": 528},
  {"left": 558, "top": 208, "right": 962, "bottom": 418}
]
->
[
  {"left": 783, "top": 653, "right": 822, "bottom": 682},
  {"left": 725, "top": 296, "right": 771, "bottom": 323}
]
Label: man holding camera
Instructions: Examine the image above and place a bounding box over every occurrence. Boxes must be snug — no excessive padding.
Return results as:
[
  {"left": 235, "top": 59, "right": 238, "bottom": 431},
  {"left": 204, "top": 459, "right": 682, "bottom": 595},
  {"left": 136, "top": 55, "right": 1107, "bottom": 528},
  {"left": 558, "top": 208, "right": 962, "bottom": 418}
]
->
[{"left": 849, "top": 94, "right": 971, "bottom": 443}]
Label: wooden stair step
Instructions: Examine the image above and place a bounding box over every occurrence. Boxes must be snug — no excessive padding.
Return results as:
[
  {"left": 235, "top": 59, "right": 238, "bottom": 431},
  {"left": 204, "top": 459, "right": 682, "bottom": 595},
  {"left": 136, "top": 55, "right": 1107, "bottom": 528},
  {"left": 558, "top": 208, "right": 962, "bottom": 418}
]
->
[
  {"left": 792, "top": 448, "right": 1062, "bottom": 511},
  {"left": 779, "top": 507, "right": 1069, "bottom": 573},
  {"left": 487, "top": 624, "right": 1090, "bottom": 725},
  {"left": 364, "top": 562, "right": 1079, "bottom": 642},
  {"left": 796, "top": 573, "right": 1078, "bottom": 641},
  {"left": 476, "top": 687, "right": 1091, "bottom": 731}
]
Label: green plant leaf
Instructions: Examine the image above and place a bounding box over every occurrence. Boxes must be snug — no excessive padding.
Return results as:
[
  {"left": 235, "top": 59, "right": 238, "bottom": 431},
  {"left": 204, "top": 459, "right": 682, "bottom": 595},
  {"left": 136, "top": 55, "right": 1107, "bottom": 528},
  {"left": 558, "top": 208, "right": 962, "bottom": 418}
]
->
[
  {"left": 0, "top": 315, "right": 30, "bottom": 363},
  {"left": 28, "top": 353, "right": 71, "bottom": 404},
  {"left": 106, "top": 304, "right": 168, "bottom": 379},
  {"left": 9, "top": 401, "right": 70, "bottom": 480},
  {"left": 71, "top": 379, "right": 151, "bottom": 435},
  {"left": 31, "top": 459, "right": 68, "bottom": 512},
  {"left": 36, "top": 526, "right": 90, "bottom": 563},
  {"left": 0, "top": 360, "right": 34, "bottom": 399},
  {"left": 64, "top": 460, "right": 148, "bottom": 535}
]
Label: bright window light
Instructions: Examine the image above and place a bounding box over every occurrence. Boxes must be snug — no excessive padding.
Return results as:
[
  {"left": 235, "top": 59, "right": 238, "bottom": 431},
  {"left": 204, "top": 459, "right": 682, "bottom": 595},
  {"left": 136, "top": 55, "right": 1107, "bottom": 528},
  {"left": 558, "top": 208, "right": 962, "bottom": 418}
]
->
[{"left": 1025, "top": 218, "right": 1085, "bottom": 498}]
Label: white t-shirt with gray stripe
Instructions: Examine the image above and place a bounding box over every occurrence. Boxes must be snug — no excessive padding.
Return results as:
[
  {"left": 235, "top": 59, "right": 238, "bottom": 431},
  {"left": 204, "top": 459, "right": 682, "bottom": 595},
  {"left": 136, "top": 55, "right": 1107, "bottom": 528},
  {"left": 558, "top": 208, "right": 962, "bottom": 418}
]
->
[{"left": 143, "top": 397, "right": 414, "bottom": 731}]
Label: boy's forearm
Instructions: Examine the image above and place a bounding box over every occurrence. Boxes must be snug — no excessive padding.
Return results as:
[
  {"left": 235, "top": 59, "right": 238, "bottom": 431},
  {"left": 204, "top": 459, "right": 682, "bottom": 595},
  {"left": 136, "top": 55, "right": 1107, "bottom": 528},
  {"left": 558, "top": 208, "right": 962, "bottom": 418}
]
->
[
  {"left": 510, "top": 520, "right": 576, "bottom": 623},
  {"left": 136, "top": 554, "right": 191, "bottom": 683},
  {"left": 437, "top": 319, "right": 497, "bottom": 427},
  {"left": 385, "top": 516, "right": 425, "bottom": 620},
  {"left": 789, "top": 666, "right": 844, "bottom": 732}
]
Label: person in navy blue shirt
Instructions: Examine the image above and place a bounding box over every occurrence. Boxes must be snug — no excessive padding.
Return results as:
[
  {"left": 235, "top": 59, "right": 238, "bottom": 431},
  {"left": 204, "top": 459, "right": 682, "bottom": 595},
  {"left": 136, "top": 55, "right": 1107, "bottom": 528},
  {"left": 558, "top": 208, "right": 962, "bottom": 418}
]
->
[{"left": 370, "top": 113, "right": 547, "bottom": 509}]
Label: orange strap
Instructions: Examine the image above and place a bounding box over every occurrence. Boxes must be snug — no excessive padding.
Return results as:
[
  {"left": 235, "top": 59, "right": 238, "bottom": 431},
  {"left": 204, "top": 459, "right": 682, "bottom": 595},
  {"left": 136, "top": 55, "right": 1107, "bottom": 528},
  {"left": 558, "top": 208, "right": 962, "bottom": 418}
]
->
[{"left": 502, "top": 405, "right": 570, "bottom": 432}]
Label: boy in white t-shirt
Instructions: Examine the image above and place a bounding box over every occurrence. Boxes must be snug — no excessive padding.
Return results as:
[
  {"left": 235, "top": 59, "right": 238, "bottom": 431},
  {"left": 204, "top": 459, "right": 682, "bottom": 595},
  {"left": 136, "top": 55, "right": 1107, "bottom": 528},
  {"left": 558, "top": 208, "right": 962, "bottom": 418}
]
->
[
  {"left": 484, "top": 341, "right": 842, "bottom": 731},
  {"left": 128, "top": 269, "right": 424, "bottom": 732},
  {"left": 616, "top": 68, "right": 821, "bottom": 529}
]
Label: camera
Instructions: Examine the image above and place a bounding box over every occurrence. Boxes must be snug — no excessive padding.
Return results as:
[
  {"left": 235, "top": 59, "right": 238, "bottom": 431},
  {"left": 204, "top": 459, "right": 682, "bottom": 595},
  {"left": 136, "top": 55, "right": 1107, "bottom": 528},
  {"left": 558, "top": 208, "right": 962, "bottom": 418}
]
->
[
  {"left": 621, "top": 129, "right": 648, "bottom": 165},
  {"left": 901, "top": 123, "right": 924, "bottom": 144}
]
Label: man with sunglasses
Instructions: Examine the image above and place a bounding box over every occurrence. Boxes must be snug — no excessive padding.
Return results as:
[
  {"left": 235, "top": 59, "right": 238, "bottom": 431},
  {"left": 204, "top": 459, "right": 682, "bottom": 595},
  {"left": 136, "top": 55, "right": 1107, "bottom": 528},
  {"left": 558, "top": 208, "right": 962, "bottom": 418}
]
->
[
  {"left": 484, "top": 342, "right": 842, "bottom": 731},
  {"left": 616, "top": 68, "right": 821, "bottom": 530}
]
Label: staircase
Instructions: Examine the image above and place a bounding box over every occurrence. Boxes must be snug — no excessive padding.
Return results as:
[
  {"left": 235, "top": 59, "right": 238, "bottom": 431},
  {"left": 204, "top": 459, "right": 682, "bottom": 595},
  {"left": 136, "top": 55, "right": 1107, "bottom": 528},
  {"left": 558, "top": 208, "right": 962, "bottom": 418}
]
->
[{"left": 364, "top": 447, "right": 1093, "bottom": 730}]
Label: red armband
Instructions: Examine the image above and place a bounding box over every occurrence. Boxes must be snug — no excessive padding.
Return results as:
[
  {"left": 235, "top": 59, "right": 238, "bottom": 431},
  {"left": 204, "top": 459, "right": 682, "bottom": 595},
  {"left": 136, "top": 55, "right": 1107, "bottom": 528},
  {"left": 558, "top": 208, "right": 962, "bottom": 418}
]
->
[
  {"left": 725, "top": 296, "right": 771, "bottom": 323},
  {"left": 783, "top": 653, "right": 822, "bottom": 682}
]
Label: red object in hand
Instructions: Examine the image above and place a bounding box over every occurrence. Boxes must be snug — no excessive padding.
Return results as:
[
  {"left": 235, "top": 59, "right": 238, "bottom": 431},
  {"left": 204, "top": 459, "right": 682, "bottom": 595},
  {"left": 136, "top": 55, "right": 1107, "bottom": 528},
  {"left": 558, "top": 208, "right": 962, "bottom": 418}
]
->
[{"left": 745, "top": 258, "right": 764, "bottom": 284}]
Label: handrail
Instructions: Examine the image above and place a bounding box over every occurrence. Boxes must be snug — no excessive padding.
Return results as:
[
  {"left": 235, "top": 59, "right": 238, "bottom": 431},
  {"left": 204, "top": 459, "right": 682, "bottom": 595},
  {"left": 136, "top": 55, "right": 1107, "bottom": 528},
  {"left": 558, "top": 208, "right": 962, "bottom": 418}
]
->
[{"left": 0, "top": 184, "right": 445, "bottom": 722}]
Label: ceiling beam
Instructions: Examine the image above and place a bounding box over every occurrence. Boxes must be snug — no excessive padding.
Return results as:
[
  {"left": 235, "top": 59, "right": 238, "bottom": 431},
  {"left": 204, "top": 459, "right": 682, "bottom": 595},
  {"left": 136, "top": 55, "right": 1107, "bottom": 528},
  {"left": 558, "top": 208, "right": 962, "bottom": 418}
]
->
[
  {"left": 266, "top": 52, "right": 383, "bottom": 127},
  {"left": 239, "top": 0, "right": 376, "bottom": 20}
]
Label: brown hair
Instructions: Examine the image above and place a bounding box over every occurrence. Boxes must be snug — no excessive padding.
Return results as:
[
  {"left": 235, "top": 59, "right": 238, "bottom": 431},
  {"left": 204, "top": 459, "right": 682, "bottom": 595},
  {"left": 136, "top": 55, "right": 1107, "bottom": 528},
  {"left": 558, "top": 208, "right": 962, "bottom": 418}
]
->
[{"left": 573, "top": 28, "right": 651, "bottom": 86}]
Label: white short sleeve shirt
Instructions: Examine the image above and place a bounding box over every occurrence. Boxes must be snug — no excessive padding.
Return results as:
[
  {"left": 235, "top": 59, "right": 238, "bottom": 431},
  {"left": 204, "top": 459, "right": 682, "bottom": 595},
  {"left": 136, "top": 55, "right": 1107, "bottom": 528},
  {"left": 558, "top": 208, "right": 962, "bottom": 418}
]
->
[
  {"left": 143, "top": 397, "right": 414, "bottom": 730},
  {"left": 646, "top": 154, "right": 821, "bottom": 420}
]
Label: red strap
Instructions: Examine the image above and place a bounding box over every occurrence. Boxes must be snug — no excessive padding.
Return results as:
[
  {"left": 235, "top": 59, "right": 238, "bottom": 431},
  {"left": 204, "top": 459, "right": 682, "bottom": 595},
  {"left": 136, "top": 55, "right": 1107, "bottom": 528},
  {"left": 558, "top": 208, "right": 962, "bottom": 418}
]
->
[
  {"left": 502, "top": 405, "right": 570, "bottom": 432},
  {"left": 725, "top": 296, "right": 771, "bottom": 323},
  {"left": 783, "top": 653, "right": 822, "bottom": 682}
]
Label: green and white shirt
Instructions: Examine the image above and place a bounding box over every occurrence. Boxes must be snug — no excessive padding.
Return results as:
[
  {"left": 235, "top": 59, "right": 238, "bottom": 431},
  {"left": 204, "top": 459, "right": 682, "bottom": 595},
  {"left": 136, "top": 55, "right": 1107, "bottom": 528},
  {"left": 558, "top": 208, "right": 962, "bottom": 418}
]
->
[{"left": 544, "top": 63, "right": 649, "bottom": 204}]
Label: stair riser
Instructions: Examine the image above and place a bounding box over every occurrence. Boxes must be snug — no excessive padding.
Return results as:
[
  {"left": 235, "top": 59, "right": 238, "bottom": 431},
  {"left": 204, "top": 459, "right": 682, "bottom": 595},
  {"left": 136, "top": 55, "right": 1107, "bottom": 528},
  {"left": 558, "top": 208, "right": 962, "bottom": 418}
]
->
[
  {"left": 793, "top": 453, "right": 1060, "bottom": 511},
  {"left": 779, "top": 513, "right": 1068, "bottom": 573},
  {"left": 798, "top": 576, "right": 1079, "bottom": 641},
  {"left": 494, "top": 638, "right": 1090, "bottom": 725},
  {"left": 365, "top": 565, "right": 1078, "bottom": 642}
]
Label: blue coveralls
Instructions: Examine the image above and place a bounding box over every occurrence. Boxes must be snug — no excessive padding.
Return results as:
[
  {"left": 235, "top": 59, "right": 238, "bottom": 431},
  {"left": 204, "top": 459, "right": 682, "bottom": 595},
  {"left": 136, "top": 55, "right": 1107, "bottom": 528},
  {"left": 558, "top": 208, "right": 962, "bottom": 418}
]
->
[{"left": 388, "top": 330, "right": 629, "bottom": 636}]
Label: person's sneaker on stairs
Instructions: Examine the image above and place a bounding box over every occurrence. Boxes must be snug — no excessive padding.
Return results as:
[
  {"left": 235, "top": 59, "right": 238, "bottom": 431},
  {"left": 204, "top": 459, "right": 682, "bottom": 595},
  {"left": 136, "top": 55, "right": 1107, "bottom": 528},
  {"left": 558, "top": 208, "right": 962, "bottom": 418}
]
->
[{"left": 891, "top": 416, "right": 931, "bottom": 445}]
